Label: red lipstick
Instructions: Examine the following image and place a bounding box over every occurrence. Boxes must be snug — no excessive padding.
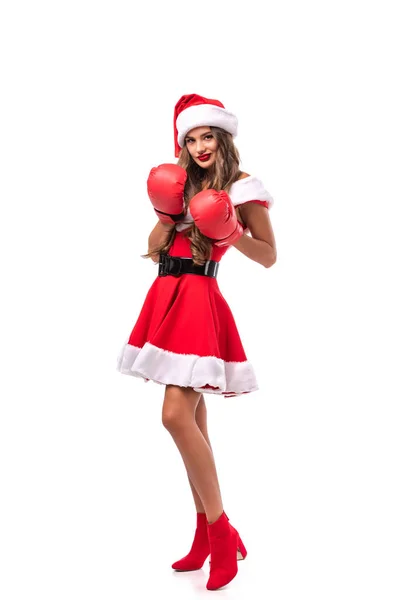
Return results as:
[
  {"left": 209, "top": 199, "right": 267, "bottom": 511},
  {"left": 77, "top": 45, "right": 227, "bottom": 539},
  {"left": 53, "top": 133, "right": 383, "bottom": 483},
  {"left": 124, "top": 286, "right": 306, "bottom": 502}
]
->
[{"left": 198, "top": 154, "right": 211, "bottom": 162}]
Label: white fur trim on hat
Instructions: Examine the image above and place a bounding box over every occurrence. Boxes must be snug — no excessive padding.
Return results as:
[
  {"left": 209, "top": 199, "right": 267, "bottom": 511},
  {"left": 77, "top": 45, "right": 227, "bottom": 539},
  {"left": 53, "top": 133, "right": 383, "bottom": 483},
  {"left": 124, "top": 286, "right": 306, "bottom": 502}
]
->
[{"left": 176, "top": 104, "right": 238, "bottom": 148}]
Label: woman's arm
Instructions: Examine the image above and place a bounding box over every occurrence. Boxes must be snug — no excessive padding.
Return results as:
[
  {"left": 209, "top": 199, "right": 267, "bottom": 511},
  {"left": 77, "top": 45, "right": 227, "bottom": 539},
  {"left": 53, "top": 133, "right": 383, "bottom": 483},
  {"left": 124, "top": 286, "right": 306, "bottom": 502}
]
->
[
  {"left": 148, "top": 221, "right": 175, "bottom": 263},
  {"left": 232, "top": 203, "right": 277, "bottom": 268}
]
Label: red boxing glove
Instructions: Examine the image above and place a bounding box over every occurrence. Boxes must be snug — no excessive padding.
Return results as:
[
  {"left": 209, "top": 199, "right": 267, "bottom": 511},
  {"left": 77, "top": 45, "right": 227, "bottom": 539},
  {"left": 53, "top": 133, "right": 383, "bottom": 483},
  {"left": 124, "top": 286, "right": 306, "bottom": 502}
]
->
[
  {"left": 147, "top": 164, "right": 187, "bottom": 225},
  {"left": 189, "top": 189, "right": 244, "bottom": 247}
]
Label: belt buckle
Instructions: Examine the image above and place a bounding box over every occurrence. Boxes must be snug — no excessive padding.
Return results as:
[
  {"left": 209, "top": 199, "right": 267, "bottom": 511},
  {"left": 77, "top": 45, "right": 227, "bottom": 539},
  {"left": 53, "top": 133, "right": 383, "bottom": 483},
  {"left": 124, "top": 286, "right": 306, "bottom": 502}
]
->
[
  {"left": 169, "top": 256, "right": 182, "bottom": 276},
  {"left": 158, "top": 253, "right": 168, "bottom": 277},
  {"left": 159, "top": 254, "right": 182, "bottom": 277}
]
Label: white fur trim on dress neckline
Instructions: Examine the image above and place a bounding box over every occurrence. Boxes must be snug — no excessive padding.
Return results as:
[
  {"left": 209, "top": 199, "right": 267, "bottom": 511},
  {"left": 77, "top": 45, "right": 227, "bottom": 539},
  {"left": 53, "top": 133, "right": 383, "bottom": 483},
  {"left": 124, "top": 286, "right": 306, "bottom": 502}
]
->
[{"left": 229, "top": 175, "right": 274, "bottom": 208}]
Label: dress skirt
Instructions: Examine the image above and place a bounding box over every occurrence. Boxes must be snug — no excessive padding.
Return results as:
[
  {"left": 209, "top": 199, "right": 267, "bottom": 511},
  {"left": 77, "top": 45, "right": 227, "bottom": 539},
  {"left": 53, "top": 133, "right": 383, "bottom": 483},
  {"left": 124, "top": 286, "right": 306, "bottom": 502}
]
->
[{"left": 116, "top": 230, "right": 258, "bottom": 398}]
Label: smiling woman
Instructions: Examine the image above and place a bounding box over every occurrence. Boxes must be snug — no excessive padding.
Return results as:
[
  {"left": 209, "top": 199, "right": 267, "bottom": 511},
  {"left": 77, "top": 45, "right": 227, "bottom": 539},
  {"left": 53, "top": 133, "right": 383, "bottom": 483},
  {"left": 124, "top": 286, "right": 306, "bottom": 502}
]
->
[
  {"left": 117, "top": 92, "right": 277, "bottom": 592},
  {"left": 184, "top": 128, "right": 219, "bottom": 168}
]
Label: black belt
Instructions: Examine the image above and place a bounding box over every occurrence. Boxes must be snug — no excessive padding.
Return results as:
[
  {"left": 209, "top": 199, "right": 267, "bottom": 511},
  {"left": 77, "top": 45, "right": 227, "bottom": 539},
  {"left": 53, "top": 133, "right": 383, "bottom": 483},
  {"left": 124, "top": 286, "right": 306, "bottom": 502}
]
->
[{"left": 158, "top": 253, "right": 219, "bottom": 278}]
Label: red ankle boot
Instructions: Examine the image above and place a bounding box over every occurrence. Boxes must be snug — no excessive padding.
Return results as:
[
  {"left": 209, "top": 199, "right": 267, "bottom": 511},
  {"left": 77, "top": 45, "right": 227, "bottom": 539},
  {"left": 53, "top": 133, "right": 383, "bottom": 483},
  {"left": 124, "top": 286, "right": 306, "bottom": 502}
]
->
[
  {"left": 206, "top": 511, "right": 247, "bottom": 590},
  {"left": 172, "top": 512, "right": 210, "bottom": 571}
]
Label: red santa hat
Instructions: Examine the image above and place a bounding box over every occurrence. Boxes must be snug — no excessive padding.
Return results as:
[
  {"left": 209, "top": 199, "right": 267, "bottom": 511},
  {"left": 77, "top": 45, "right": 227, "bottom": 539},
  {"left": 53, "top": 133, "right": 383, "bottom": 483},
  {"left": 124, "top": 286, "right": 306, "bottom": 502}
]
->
[{"left": 173, "top": 93, "right": 238, "bottom": 158}]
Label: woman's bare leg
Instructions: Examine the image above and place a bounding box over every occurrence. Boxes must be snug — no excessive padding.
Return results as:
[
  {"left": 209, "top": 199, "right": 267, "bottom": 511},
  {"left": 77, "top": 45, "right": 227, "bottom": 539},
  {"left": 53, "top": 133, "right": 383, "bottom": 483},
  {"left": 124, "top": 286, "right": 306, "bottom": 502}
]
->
[
  {"left": 187, "top": 394, "right": 214, "bottom": 513},
  {"left": 162, "top": 385, "right": 223, "bottom": 524}
]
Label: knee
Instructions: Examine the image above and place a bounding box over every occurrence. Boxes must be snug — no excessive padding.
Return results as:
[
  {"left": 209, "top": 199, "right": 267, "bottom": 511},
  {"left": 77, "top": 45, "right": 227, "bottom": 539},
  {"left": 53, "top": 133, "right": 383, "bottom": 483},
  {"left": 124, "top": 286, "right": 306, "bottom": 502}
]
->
[
  {"left": 162, "top": 385, "right": 195, "bottom": 432},
  {"left": 162, "top": 406, "right": 187, "bottom": 432}
]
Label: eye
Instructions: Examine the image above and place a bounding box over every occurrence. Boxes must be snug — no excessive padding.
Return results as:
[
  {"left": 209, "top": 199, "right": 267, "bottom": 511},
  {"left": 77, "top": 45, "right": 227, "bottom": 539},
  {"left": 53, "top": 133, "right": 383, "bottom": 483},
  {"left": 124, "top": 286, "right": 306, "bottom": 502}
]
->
[{"left": 205, "top": 135, "right": 213, "bottom": 140}]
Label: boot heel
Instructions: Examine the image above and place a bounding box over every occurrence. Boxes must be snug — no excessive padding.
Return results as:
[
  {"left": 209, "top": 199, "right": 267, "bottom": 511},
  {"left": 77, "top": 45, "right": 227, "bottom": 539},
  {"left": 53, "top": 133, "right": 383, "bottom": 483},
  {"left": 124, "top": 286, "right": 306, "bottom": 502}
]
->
[
  {"left": 237, "top": 535, "right": 247, "bottom": 560},
  {"left": 209, "top": 534, "right": 247, "bottom": 562}
]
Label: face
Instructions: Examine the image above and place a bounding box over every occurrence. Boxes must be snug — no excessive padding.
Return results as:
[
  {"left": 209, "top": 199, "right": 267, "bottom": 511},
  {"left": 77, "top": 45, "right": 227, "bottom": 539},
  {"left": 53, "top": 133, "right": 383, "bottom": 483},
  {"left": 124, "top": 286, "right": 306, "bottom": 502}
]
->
[{"left": 184, "top": 126, "right": 219, "bottom": 169}]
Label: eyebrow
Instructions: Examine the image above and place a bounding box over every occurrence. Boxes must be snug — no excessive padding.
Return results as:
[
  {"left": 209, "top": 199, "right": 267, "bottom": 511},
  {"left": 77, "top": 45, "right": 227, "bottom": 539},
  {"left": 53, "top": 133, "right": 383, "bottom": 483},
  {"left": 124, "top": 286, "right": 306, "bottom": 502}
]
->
[{"left": 185, "top": 131, "right": 212, "bottom": 140}]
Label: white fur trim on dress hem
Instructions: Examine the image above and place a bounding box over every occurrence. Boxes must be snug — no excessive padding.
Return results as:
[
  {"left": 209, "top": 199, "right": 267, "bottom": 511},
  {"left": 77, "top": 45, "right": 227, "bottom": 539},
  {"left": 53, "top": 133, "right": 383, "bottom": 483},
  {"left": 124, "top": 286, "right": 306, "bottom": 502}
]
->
[{"left": 116, "top": 341, "right": 258, "bottom": 397}]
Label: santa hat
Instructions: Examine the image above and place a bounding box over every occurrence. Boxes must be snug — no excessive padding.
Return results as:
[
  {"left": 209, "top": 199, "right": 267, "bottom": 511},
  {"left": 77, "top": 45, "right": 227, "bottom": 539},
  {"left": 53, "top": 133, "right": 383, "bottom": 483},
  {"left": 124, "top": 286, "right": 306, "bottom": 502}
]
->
[{"left": 173, "top": 93, "right": 238, "bottom": 158}]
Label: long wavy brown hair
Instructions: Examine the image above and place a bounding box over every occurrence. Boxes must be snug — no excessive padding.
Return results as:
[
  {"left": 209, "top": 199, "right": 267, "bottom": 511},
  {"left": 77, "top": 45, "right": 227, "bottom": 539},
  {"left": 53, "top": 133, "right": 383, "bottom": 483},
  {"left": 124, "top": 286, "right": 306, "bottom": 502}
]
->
[{"left": 141, "top": 126, "right": 243, "bottom": 266}]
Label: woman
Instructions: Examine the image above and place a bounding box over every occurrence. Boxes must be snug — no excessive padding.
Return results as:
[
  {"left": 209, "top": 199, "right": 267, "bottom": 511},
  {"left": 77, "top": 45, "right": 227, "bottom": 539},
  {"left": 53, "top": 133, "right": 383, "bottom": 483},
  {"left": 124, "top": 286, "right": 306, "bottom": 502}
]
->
[{"left": 117, "top": 93, "right": 277, "bottom": 591}]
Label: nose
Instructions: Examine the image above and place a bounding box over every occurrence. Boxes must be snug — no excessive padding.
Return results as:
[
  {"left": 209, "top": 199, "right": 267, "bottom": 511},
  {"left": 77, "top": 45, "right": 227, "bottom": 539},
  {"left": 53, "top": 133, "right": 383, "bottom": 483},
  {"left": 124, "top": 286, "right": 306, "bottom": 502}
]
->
[{"left": 196, "top": 140, "right": 205, "bottom": 154}]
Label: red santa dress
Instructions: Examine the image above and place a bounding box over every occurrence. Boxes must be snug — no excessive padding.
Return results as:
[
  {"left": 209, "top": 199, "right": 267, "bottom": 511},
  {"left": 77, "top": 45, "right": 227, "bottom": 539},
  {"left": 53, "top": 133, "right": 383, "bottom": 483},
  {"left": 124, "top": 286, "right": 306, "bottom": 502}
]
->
[{"left": 116, "top": 175, "right": 274, "bottom": 398}]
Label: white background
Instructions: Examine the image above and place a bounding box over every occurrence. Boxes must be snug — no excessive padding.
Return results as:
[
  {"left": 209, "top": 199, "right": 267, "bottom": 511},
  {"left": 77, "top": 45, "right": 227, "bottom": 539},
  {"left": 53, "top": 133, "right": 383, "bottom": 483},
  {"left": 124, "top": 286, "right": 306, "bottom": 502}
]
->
[{"left": 1, "top": 1, "right": 399, "bottom": 598}]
